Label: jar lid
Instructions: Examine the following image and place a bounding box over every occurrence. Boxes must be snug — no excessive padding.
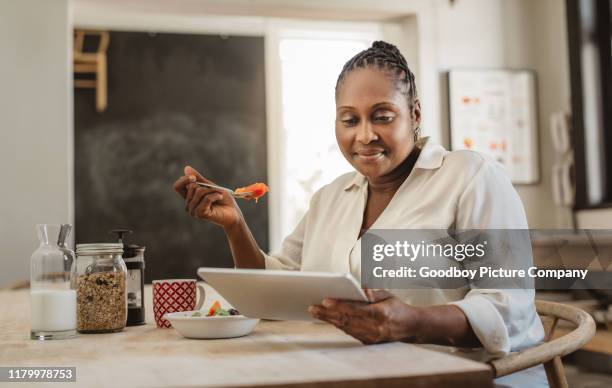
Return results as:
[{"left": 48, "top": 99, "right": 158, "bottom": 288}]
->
[{"left": 76, "top": 243, "right": 124, "bottom": 255}]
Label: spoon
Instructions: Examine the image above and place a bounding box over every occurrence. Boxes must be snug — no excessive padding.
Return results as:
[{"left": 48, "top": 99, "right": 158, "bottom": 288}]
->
[{"left": 194, "top": 182, "right": 254, "bottom": 199}]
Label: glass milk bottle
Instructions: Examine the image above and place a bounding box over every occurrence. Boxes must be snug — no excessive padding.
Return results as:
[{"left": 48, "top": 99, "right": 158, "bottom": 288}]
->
[{"left": 30, "top": 224, "right": 77, "bottom": 340}]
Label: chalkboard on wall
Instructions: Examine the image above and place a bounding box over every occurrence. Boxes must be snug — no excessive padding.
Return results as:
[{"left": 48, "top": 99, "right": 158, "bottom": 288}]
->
[{"left": 74, "top": 31, "right": 268, "bottom": 282}]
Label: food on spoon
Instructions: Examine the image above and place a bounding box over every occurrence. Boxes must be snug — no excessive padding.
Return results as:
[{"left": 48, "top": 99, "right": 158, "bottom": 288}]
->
[{"left": 235, "top": 182, "right": 269, "bottom": 202}]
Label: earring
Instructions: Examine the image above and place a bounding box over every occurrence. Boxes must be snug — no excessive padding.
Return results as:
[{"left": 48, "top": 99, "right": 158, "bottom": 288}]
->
[{"left": 413, "top": 127, "right": 421, "bottom": 142}]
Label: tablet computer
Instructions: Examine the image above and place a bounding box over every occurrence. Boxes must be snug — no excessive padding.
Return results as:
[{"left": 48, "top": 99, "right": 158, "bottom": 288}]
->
[{"left": 197, "top": 267, "right": 368, "bottom": 321}]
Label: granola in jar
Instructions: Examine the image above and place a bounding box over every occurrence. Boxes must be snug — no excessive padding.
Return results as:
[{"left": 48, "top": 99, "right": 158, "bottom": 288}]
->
[{"left": 74, "top": 244, "right": 127, "bottom": 333}]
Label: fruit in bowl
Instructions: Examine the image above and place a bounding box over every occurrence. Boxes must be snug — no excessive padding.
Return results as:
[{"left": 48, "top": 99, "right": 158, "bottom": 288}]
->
[
  {"left": 164, "top": 301, "right": 259, "bottom": 339},
  {"left": 191, "top": 300, "right": 240, "bottom": 317}
]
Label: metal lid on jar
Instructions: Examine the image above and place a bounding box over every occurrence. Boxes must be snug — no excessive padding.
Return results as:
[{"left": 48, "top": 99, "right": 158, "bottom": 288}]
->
[{"left": 76, "top": 243, "right": 124, "bottom": 255}]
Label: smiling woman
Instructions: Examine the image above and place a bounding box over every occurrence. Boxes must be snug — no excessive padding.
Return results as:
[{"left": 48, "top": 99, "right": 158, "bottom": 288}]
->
[
  {"left": 335, "top": 67, "right": 419, "bottom": 179},
  {"left": 174, "top": 41, "right": 548, "bottom": 388}
]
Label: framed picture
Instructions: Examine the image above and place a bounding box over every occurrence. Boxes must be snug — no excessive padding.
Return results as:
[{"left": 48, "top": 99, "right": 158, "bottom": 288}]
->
[{"left": 448, "top": 69, "right": 539, "bottom": 184}]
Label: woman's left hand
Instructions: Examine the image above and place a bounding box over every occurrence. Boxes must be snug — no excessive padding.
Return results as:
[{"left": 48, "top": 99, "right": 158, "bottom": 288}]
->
[{"left": 308, "top": 289, "right": 421, "bottom": 344}]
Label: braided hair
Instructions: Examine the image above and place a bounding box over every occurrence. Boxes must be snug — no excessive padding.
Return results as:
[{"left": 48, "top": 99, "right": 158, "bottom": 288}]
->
[{"left": 335, "top": 41, "right": 418, "bottom": 108}]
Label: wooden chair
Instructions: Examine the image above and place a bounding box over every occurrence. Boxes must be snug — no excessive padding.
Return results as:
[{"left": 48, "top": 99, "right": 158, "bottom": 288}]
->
[
  {"left": 1, "top": 279, "right": 30, "bottom": 290},
  {"left": 489, "top": 300, "right": 596, "bottom": 388},
  {"left": 73, "top": 30, "right": 110, "bottom": 112},
  {"left": 2, "top": 272, "right": 67, "bottom": 290}
]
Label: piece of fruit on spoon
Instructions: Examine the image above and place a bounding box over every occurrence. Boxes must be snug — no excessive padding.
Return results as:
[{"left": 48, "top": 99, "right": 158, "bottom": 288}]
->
[{"left": 235, "top": 183, "right": 269, "bottom": 202}]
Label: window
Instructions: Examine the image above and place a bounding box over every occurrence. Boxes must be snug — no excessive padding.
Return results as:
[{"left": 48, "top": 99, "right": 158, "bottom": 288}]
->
[{"left": 267, "top": 24, "right": 380, "bottom": 249}]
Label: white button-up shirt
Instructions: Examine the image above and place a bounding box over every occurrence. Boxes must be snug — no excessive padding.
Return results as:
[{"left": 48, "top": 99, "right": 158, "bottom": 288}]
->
[{"left": 263, "top": 138, "right": 548, "bottom": 387}]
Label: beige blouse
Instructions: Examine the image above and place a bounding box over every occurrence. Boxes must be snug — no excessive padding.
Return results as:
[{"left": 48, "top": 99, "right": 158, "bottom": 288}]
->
[{"left": 262, "top": 138, "right": 547, "bottom": 386}]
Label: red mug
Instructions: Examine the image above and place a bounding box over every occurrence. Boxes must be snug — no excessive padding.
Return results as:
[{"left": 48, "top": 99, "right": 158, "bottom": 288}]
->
[{"left": 153, "top": 279, "right": 205, "bottom": 328}]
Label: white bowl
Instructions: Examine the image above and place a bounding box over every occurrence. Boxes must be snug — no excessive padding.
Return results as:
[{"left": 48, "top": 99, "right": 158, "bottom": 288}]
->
[{"left": 164, "top": 311, "right": 259, "bottom": 339}]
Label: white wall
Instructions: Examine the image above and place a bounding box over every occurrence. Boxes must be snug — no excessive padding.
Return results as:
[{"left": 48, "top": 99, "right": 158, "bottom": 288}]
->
[
  {"left": 431, "top": 0, "right": 571, "bottom": 228},
  {"left": 524, "top": 0, "right": 574, "bottom": 228},
  {"left": 0, "top": 0, "right": 73, "bottom": 287}
]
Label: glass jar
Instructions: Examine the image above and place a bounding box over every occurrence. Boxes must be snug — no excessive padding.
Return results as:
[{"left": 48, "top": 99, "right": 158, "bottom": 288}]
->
[
  {"left": 30, "top": 224, "right": 77, "bottom": 340},
  {"left": 74, "top": 243, "right": 127, "bottom": 333}
]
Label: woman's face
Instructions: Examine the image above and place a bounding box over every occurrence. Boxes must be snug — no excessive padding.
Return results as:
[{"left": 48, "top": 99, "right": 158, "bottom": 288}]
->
[{"left": 335, "top": 68, "right": 420, "bottom": 180}]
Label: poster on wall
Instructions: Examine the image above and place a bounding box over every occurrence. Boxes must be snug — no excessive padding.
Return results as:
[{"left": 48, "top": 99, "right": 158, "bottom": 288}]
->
[{"left": 448, "top": 69, "right": 539, "bottom": 184}]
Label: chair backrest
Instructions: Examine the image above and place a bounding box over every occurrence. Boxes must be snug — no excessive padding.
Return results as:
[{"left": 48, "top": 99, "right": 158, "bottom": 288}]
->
[
  {"left": 74, "top": 30, "right": 109, "bottom": 56},
  {"left": 489, "top": 300, "right": 596, "bottom": 378},
  {"left": 1, "top": 279, "right": 30, "bottom": 290},
  {"left": 2, "top": 272, "right": 67, "bottom": 290}
]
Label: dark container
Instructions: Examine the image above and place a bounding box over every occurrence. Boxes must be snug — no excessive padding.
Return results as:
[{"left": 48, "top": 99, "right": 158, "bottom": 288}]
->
[{"left": 111, "top": 230, "right": 146, "bottom": 326}]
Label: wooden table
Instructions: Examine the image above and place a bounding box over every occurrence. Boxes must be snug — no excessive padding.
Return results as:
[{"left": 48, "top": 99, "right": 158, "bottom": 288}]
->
[{"left": 0, "top": 287, "right": 493, "bottom": 387}]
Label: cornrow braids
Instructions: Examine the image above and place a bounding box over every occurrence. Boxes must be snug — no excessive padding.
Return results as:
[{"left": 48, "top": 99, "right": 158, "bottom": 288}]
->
[{"left": 335, "top": 41, "right": 418, "bottom": 107}]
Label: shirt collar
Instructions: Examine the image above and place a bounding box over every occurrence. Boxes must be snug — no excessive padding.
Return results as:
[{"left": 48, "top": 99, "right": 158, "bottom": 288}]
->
[
  {"left": 343, "top": 171, "right": 367, "bottom": 191},
  {"left": 414, "top": 137, "right": 446, "bottom": 170},
  {"left": 342, "top": 137, "right": 446, "bottom": 191}
]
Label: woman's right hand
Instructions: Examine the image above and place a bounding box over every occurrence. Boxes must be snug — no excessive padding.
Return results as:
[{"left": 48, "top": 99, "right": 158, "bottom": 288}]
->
[{"left": 173, "top": 166, "right": 243, "bottom": 229}]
